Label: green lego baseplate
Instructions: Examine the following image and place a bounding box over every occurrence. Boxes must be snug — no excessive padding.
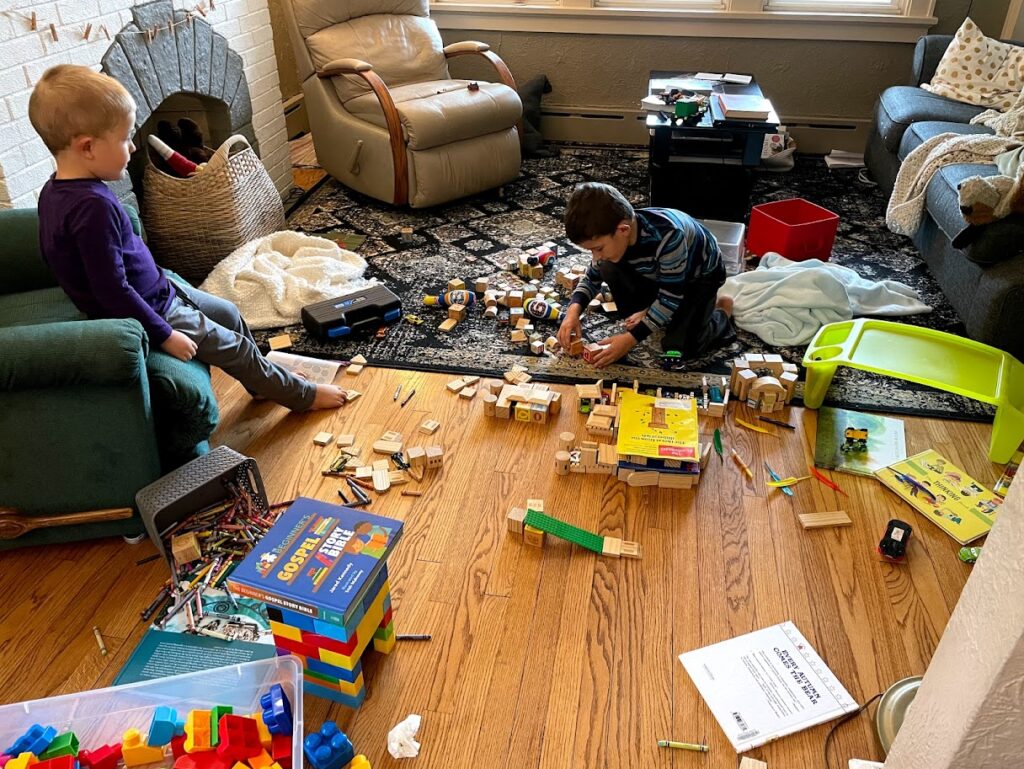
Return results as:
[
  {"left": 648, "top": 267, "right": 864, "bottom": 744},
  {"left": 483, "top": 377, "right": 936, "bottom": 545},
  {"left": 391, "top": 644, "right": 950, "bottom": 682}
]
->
[{"left": 523, "top": 509, "right": 605, "bottom": 552}]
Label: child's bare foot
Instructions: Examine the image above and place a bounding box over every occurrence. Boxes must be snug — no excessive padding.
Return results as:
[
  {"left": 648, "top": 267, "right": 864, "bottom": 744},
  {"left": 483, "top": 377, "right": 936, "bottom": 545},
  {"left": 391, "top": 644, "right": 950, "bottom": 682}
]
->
[
  {"left": 310, "top": 384, "right": 348, "bottom": 410},
  {"left": 716, "top": 295, "right": 734, "bottom": 318}
]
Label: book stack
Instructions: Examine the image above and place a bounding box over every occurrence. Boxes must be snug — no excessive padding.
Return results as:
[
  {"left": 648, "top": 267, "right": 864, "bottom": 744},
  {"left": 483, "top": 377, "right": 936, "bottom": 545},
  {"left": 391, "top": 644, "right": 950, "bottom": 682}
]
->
[
  {"left": 614, "top": 390, "right": 703, "bottom": 489},
  {"left": 228, "top": 497, "right": 404, "bottom": 706}
]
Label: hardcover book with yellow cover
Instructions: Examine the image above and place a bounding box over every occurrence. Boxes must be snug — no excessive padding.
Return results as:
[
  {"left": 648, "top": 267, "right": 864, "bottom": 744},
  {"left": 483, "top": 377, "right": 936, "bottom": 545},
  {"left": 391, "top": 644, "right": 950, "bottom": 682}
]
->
[
  {"left": 874, "top": 450, "right": 1001, "bottom": 544},
  {"left": 615, "top": 390, "right": 699, "bottom": 462}
]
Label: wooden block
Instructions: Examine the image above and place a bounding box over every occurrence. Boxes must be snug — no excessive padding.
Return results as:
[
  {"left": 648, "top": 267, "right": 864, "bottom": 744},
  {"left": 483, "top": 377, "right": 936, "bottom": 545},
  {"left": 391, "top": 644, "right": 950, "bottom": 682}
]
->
[
  {"left": 525, "top": 498, "right": 544, "bottom": 513},
  {"left": 373, "top": 440, "right": 404, "bottom": 455},
  {"left": 509, "top": 307, "right": 524, "bottom": 322},
  {"left": 406, "top": 446, "right": 426, "bottom": 468},
  {"left": 419, "top": 420, "right": 441, "bottom": 435},
  {"left": 511, "top": 330, "right": 527, "bottom": 343},
  {"left": 597, "top": 443, "right": 618, "bottom": 467},
  {"left": 459, "top": 387, "right": 477, "bottom": 400},
  {"left": 350, "top": 354, "right": 368, "bottom": 365},
  {"left": 626, "top": 471, "right": 660, "bottom": 487},
  {"left": 530, "top": 340, "right": 545, "bottom": 355},
  {"left": 355, "top": 466, "right": 373, "bottom": 479},
  {"left": 346, "top": 364, "right": 364, "bottom": 375},
  {"left": 554, "top": 450, "right": 571, "bottom": 475},
  {"left": 474, "top": 278, "right": 490, "bottom": 293},
  {"left": 657, "top": 473, "right": 695, "bottom": 489},
  {"left": 341, "top": 446, "right": 360, "bottom": 457},
  {"left": 171, "top": 532, "right": 201, "bottom": 565},
  {"left": 514, "top": 402, "right": 532, "bottom": 422},
  {"left": 601, "top": 537, "right": 622, "bottom": 558},
  {"left": 447, "top": 278, "right": 466, "bottom": 291},
  {"left": 483, "top": 394, "right": 498, "bottom": 416},
  {"left": 507, "top": 290, "right": 523, "bottom": 308},
  {"left": 448, "top": 303, "right": 468, "bottom": 321},
  {"left": 372, "top": 468, "right": 391, "bottom": 492},
  {"left": 559, "top": 431, "right": 576, "bottom": 451},
  {"left": 799, "top": 511, "right": 853, "bottom": 529},
  {"left": 372, "top": 459, "right": 390, "bottom": 471},
  {"left": 462, "top": 375, "right": 480, "bottom": 386},
  {"left": 268, "top": 334, "right": 292, "bottom": 351},
  {"left": 601, "top": 302, "right": 618, "bottom": 314},
  {"left": 738, "top": 759, "right": 768, "bottom": 769},
  {"left": 619, "top": 541, "right": 641, "bottom": 559},
  {"left": 507, "top": 506, "right": 526, "bottom": 534},
  {"left": 550, "top": 392, "right": 562, "bottom": 415},
  {"left": 439, "top": 318, "right": 458, "bottom": 332},
  {"left": 447, "top": 378, "right": 467, "bottom": 393},
  {"left": 484, "top": 305, "right": 498, "bottom": 319},
  {"left": 425, "top": 446, "right": 444, "bottom": 469},
  {"left": 388, "top": 470, "right": 408, "bottom": 485},
  {"left": 523, "top": 524, "right": 545, "bottom": 548},
  {"left": 313, "top": 432, "right": 333, "bottom": 446},
  {"left": 381, "top": 430, "right": 402, "bottom": 441},
  {"left": 336, "top": 434, "right": 355, "bottom": 447}
]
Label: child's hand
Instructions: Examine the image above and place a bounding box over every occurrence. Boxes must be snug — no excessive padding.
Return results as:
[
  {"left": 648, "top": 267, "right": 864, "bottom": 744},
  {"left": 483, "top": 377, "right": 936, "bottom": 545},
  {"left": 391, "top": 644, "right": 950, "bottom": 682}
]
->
[
  {"left": 557, "top": 306, "right": 583, "bottom": 350},
  {"left": 624, "top": 309, "right": 647, "bottom": 331},
  {"left": 161, "top": 330, "right": 198, "bottom": 361},
  {"left": 593, "top": 333, "right": 637, "bottom": 368}
]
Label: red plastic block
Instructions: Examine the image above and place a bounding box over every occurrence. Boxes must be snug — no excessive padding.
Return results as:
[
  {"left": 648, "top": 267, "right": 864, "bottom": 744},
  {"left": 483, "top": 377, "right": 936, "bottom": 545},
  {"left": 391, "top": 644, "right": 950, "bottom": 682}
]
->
[
  {"left": 78, "top": 744, "right": 122, "bottom": 769},
  {"left": 301, "top": 632, "right": 357, "bottom": 657},
  {"left": 170, "top": 736, "right": 187, "bottom": 760},
  {"left": 216, "top": 717, "right": 261, "bottom": 763},
  {"left": 0, "top": 756, "right": 10, "bottom": 769},
  {"left": 269, "top": 735, "right": 291, "bottom": 769},
  {"left": 35, "top": 757, "right": 75, "bottom": 769},
  {"left": 174, "top": 751, "right": 231, "bottom": 769},
  {"left": 271, "top": 636, "right": 322, "bottom": 659}
]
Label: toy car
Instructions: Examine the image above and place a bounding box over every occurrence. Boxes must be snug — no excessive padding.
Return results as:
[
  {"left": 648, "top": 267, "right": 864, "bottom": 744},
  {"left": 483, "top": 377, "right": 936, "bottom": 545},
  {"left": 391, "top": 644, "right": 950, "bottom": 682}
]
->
[
  {"left": 661, "top": 350, "right": 683, "bottom": 370},
  {"left": 841, "top": 426, "right": 869, "bottom": 453},
  {"left": 878, "top": 519, "right": 912, "bottom": 562}
]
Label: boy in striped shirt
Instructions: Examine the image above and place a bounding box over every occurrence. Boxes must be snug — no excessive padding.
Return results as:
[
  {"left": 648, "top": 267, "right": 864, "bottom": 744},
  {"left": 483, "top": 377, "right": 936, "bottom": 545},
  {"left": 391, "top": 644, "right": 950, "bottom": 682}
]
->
[{"left": 557, "top": 182, "right": 734, "bottom": 368}]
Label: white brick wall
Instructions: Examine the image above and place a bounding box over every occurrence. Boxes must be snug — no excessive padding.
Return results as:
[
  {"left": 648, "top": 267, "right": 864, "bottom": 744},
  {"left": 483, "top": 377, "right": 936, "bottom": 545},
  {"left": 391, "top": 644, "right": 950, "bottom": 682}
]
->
[{"left": 0, "top": 0, "right": 291, "bottom": 209}]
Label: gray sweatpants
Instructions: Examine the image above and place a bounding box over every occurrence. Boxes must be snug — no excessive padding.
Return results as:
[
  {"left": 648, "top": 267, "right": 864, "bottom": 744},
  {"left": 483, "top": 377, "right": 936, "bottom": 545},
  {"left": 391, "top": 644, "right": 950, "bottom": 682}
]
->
[{"left": 164, "top": 283, "right": 316, "bottom": 411}]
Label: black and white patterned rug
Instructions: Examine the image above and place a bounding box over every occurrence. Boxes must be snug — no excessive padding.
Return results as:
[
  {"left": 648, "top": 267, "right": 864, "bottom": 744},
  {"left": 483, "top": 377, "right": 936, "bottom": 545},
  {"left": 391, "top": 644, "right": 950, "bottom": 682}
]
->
[{"left": 262, "top": 148, "right": 992, "bottom": 422}]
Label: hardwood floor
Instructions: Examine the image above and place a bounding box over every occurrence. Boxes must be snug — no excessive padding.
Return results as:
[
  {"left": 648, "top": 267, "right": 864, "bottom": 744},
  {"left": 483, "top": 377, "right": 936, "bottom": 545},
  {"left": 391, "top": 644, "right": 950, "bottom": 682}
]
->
[{"left": 0, "top": 365, "right": 996, "bottom": 769}]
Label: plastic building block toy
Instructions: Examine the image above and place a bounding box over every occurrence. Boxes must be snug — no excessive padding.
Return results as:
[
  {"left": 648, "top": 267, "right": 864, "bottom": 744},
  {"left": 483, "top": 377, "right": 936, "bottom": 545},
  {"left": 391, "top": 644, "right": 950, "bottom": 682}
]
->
[
  {"left": 39, "top": 733, "right": 78, "bottom": 761},
  {"left": 149, "top": 707, "right": 186, "bottom": 747},
  {"left": 78, "top": 744, "right": 121, "bottom": 769},
  {"left": 349, "top": 757, "right": 371, "bottom": 769},
  {"left": 0, "top": 756, "right": 10, "bottom": 769},
  {"left": 173, "top": 751, "right": 232, "bottom": 769},
  {"left": 246, "top": 751, "right": 278, "bottom": 769},
  {"left": 248, "top": 714, "right": 272, "bottom": 751},
  {"left": 210, "top": 707, "right": 233, "bottom": 746},
  {"left": 121, "top": 728, "right": 165, "bottom": 766},
  {"left": 260, "top": 684, "right": 293, "bottom": 736},
  {"left": 170, "top": 736, "right": 186, "bottom": 759},
  {"left": 35, "top": 757, "right": 75, "bottom": 769},
  {"left": 184, "top": 710, "right": 213, "bottom": 753},
  {"left": 6, "top": 726, "right": 57, "bottom": 758},
  {"left": 215, "top": 716, "right": 261, "bottom": 762},
  {"left": 6, "top": 755, "right": 37, "bottom": 769},
  {"left": 522, "top": 509, "right": 641, "bottom": 559},
  {"left": 303, "top": 723, "right": 354, "bottom": 769},
  {"left": 270, "top": 735, "right": 291, "bottom": 769}
]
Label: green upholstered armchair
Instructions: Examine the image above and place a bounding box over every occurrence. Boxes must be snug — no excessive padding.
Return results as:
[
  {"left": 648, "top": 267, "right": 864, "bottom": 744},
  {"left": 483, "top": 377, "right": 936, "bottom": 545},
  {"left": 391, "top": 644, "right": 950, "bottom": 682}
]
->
[{"left": 0, "top": 208, "right": 219, "bottom": 549}]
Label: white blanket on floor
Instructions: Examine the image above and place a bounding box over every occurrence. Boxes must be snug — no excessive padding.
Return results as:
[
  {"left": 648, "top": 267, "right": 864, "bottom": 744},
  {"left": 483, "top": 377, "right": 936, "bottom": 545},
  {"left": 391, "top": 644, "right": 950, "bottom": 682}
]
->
[
  {"left": 720, "top": 253, "right": 931, "bottom": 346},
  {"left": 199, "top": 230, "right": 375, "bottom": 329}
]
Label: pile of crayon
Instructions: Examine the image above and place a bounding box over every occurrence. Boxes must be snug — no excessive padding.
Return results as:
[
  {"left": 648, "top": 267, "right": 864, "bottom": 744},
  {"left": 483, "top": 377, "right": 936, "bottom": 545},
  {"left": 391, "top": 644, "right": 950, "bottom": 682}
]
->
[
  {"left": 140, "top": 485, "right": 290, "bottom": 636},
  {"left": 266, "top": 566, "right": 396, "bottom": 707}
]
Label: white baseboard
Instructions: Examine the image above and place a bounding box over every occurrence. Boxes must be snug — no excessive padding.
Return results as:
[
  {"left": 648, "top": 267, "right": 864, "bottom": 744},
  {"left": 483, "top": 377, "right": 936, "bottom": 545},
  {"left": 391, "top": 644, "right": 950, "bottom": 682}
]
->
[{"left": 539, "top": 105, "right": 871, "bottom": 155}]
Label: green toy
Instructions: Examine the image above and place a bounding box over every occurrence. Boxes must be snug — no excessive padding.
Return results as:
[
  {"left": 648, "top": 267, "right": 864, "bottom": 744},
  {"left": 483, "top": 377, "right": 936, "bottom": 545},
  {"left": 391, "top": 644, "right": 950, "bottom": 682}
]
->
[
  {"left": 522, "top": 509, "right": 640, "bottom": 559},
  {"left": 958, "top": 546, "right": 982, "bottom": 564},
  {"left": 802, "top": 319, "right": 1024, "bottom": 463}
]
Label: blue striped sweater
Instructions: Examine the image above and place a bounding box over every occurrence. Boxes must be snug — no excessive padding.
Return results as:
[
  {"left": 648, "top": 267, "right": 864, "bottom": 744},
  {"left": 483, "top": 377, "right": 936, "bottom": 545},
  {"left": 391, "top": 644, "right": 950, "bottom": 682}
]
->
[{"left": 569, "top": 208, "right": 722, "bottom": 342}]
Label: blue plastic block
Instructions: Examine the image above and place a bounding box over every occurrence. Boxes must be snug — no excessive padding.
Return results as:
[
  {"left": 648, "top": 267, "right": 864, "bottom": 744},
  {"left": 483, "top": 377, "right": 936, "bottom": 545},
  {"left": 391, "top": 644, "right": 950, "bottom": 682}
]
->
[
  {"left": 304, "top": 655, "right": 363, "bottom": 684},
  {"left": 259, "top": 683, "right": 293, "bottom": 736},
  {"left": 302, "top": 682, "right": 366, "bottom": 709},
  {"left": 303, "top": 723, "right": 354, "bottom": 769},
  {"left": 148, "top": 706, "right": 185, "bottom": 747},
  {"left": 6, "top": 725, "right": 57, "bottom": 757},
  {"left": 276, "top": 607, "right": 316, "bottom": 633}
]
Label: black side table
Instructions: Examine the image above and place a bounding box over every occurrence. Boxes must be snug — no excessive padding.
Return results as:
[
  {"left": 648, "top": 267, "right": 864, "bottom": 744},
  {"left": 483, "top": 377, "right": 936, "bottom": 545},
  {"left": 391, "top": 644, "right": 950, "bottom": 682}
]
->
[{"left": 647, "top": 72, "right": 779, "bottom": 221}]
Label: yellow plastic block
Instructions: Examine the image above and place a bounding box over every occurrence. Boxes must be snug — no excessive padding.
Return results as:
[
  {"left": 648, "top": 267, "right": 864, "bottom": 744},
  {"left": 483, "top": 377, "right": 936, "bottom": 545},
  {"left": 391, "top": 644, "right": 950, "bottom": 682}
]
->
[
  {"left": 7, "top": 754, "right": 38, "bottom": 769},
  {"left": 268, "top": 621, "right": 303, "bottom": 643},
  {"left": 247, "top": 752, "right": 273, "bottom": 769},
  {"left": 184, "top": 710, "right": 212, "bottom": 753},
  {"left": 122, "top": 728, "right": 165, "bottom": 766},
  {"left": 349, "top": 756, "right": 371, "bottom": 769},
  {"left": 373, "top": 631, "right": 396, "bottom": 655},
  {"left": 302, "top": 671, "right": 366, "bottom": 697},
  {"left": 249, "top": 713, "right": 272, "bottom": 751},
  {"left": 318, "top": 586, "right": 389, "bottom": 669}
]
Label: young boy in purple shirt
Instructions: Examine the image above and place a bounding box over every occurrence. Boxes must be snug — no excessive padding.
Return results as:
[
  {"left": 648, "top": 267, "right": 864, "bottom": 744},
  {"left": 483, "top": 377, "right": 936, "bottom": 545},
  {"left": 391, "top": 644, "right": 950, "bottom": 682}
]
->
[
  {"left": 28, "top": 65, "right": 346, "bottom": 411},
  {"left": 557, "top": 182, "right": 734, "bottom": 368}
]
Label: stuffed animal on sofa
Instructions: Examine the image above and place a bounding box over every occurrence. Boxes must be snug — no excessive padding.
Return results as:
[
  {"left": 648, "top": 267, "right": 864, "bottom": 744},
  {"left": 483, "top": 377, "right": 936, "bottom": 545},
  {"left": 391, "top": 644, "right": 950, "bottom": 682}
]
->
[{"left": 958, "top": 168, "right": 1024, "bottom": 226}]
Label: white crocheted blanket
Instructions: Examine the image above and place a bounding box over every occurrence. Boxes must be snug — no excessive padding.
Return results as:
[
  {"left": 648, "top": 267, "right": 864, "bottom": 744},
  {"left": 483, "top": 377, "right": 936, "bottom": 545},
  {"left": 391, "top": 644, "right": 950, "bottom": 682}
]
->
[{"left": 200, "top": 230, "right": 376, "bottom": 329}]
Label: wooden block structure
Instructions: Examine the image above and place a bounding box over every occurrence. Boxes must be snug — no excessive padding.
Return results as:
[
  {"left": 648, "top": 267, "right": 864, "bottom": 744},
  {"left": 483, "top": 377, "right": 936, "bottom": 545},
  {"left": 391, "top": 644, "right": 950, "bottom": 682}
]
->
[
  {"left": 729, "top": 353, "right": 799, "bottom": 413},
  {"left": 506, "top": 504, "right": 642, "bottom": 560},
  {"left": 738, "top": 760, "right": 767, "bottom": 769},
  {"left": 555, "top": 437, "right": 707, "bottom": 488},
  {"left": 575, "top": 380, "right": 604, "bottom": 413},
  {"left": 586, "top": 403, "right": 619, "bottom": 438},
  {"left": 697, "top": 375, "right": 731, "bottom": 418},
  {"left": 798, "top": 510, "right": 853, "bottom": 529},
  {"left": 486, "top": 383, "right": 559, "bottom": 425}
]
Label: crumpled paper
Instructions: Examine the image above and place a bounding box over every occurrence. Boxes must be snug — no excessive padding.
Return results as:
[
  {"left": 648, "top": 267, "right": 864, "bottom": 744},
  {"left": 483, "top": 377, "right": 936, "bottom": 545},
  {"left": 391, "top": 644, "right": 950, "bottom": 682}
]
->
[{"left": 387, "top": 713, "right": 422, "bottom": 759}]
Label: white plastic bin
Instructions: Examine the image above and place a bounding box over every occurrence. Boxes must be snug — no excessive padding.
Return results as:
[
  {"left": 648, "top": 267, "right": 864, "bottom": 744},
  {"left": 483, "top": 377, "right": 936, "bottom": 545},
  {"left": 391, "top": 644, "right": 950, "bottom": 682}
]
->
[
  {"left": 700, "top": 219, "right": 746, "bottom": 276},
  {"left": 0, "top": 657, "right": 303, "bottom": 767}
]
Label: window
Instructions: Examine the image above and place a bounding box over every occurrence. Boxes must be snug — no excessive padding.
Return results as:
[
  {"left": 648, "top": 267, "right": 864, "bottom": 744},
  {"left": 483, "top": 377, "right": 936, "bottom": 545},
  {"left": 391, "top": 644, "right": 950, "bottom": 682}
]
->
[{"left": 765, "top": 0, "right": 903, "bottom": 11}]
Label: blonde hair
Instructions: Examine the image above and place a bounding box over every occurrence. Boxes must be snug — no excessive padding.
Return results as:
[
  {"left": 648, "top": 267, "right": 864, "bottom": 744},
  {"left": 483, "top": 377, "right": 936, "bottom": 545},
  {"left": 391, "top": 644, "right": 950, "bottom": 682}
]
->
[{"left": 29, "top": 65, "right": 136, "bottom": 153}]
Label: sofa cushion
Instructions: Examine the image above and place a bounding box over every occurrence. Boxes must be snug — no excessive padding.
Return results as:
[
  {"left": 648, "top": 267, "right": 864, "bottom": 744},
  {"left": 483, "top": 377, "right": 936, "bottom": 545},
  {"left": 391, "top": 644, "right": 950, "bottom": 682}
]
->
[
  {"left": 898, "top": 120, "right": 993, "bottom": 161},
  {"left": 0, "top": 286, "right": 83, "bottom": 328},
  {"left": 921, "top": 18, "right": 1024, "bottom": 110},
  {"left": 877, "top": 86, "right": 987, "bottom": 153},
  {"left": 346, "top": 80, "right": 522, "bottom": 150}
]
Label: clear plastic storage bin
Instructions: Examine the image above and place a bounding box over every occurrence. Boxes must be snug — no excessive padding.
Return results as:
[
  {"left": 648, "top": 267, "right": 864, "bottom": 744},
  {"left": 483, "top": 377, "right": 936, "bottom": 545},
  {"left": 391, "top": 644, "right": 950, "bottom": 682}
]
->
[
  {"left": 0, "top": 657, "right": 303, "bottom": 767},
  {"left": 700, "top": 219, "right": 746, "bottom": 276}
]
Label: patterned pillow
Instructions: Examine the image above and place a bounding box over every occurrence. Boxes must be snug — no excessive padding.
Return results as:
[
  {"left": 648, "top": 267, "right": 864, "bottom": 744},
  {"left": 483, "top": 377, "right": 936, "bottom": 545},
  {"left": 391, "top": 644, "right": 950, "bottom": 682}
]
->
[{"left": 922, "top": 17, "right": 1024, "bottom": 111}]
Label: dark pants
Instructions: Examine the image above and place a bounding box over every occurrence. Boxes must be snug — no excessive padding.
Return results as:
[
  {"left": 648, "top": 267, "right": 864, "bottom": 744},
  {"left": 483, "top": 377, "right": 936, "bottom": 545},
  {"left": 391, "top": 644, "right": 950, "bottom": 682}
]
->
[{"left": 598, "top": 260, "right": 733, "bottom": 359}]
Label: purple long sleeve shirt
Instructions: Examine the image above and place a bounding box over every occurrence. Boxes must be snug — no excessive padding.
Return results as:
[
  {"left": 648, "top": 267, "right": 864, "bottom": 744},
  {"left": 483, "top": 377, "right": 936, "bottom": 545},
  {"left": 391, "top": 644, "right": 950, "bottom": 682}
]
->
[{"left": 38, "top": 177, "right": 175, "bottom": 344}]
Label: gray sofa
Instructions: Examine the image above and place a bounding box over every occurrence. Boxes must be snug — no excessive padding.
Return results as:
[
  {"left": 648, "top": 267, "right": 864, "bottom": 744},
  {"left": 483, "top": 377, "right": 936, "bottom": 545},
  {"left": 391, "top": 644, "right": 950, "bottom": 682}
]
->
[{"left": 865, "top": 34, "right": 1024, "bottom": 360}]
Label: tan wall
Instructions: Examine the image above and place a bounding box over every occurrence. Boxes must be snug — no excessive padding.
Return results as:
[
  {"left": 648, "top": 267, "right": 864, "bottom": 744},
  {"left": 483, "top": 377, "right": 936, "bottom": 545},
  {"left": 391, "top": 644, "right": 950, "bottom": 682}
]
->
[{"left": 268, "top": 0, "right": 1011, "bottom": 144}]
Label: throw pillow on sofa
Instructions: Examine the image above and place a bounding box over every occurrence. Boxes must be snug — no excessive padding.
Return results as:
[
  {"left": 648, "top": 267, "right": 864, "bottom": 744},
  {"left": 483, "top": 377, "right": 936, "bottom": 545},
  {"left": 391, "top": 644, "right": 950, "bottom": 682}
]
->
[{"left": 922, "top": 17, "right": 1024, "bottom": 111}]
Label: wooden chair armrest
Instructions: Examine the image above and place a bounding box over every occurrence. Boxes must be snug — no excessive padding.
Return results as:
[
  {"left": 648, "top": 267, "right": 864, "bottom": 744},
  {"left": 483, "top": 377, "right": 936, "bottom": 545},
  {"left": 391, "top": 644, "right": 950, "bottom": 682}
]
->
[
  {"left": 316, "top": 59, "right": 408, "bottom": 206},
  {"left": 316, "top": 58, "right": 373, "bottom": 77}
]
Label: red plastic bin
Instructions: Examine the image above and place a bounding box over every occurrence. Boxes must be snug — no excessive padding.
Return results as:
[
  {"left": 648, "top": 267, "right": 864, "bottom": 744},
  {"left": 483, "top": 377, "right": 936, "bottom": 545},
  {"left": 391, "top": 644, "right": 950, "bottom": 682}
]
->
[{"left": 747, "top": 198, "right": 839, "bottom": 261}]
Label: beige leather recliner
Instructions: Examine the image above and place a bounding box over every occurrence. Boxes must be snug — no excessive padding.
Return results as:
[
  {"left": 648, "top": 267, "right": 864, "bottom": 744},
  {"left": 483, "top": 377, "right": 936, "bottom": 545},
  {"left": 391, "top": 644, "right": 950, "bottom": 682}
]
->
[{"left": 281, "top": 0, "right": 523, "bottom": 209}]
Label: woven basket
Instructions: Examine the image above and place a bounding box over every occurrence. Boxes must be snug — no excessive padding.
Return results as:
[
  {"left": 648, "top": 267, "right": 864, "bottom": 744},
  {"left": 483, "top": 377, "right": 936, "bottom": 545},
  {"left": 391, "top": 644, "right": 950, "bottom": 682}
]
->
[{"left": 142, "top": 135, "right": 285, "bottom": 285}]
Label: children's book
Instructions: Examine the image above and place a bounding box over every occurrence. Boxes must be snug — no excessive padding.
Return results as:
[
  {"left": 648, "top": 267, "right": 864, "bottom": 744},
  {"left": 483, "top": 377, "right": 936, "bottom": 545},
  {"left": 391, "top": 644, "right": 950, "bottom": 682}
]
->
[
  {"left": 114, "top": 628, "right": 275, "bottom": 685},
  {"left": 874, "top": 450, "right": 1001, "bottom": 544},
  {"left": 228, "top": 497, "right": 403, "bottom": 625},
  {"left": 679, "top": 621, "right": 859, "bottom": 752},
  {"left": 616, "top": 390, "right": 699, "bottom": 463},
  {"left": 266, "top": 351, "right": 343, "bottom": 385},
  {"left": 714, "top": 93, "right": 771, "bottom": 120},
  {"left": 813, "top": 407, "right": 907, "bottom": 477}
]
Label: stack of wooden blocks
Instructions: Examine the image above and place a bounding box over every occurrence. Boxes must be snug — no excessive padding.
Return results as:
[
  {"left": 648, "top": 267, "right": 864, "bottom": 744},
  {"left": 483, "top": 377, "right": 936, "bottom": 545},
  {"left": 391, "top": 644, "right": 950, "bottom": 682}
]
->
[{"left": 728, "top": 353, "right": 799, "bottom": 414}]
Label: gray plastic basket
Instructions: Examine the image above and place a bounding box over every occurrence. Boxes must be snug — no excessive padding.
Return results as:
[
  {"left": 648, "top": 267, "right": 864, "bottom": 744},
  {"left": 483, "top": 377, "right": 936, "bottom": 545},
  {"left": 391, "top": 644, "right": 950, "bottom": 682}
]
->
[{"left": 135, "top": 445, "right": 268, "bottom": 563}]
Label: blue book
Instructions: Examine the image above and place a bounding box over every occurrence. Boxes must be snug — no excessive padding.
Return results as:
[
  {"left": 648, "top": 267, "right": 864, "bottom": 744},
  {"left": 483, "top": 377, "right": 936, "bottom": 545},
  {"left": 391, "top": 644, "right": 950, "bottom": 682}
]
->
[{"left": 228, "top": 497, "right": 403, "bottom": 626}]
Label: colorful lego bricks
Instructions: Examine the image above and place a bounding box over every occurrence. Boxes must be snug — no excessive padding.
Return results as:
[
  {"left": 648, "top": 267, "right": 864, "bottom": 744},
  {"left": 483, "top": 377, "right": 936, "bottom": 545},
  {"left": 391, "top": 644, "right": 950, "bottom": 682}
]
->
[
  {"left": 38, "top": 734, "right": 77, "bottom": 762},
  {"left": 303, "top": 724, "right": 353, "bottom": 769},
  {"left": 259, "top": 686, "right": 292, "bottom": 737},
  {"left": 78, "top": 744, "right": 121, "bottom": 769},
  {"left": 215, "top": 716, "right": 261, "bottom": 762},
  {"left": 6, "top": 726, "right": 56, "bottom": 758},
  {"left": 121, "top": 728, "right": 164, "bottom": 766},
  {"left": 148, "top": 707, "right": 185, "bottom": 747}
]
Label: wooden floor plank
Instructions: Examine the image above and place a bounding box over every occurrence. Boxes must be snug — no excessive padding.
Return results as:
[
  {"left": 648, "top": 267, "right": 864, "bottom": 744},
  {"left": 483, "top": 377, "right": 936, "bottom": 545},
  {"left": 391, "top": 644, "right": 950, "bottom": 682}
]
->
[{"left": 1, "top": 366, "right": 995, "bottom": 769}]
